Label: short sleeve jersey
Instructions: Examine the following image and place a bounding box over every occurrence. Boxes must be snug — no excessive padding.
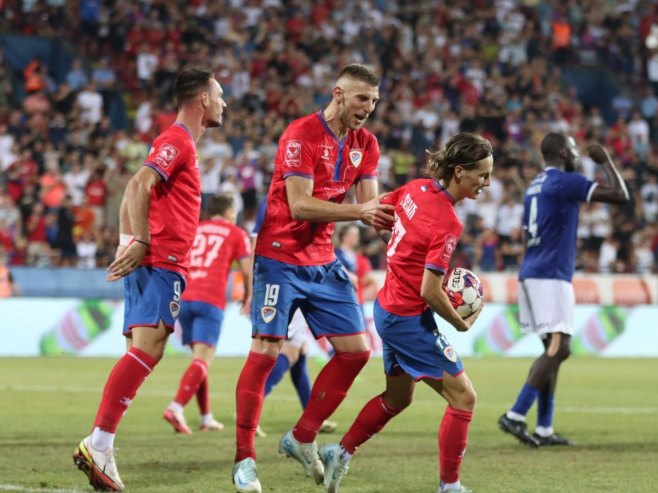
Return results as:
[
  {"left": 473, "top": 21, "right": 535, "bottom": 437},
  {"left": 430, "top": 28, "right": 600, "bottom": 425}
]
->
[
  {"left": 519, "top": 168, "right": 597, "bottom": 282},
  {"left": 182, "top": 218, "right": 251, "bottom": 309},
  {"left": 141, "top": 123, "right": 201, "bottom": 277},
  {"left": 254, "top": 111, "right": 379, "bottom": 266},
  {"left": 378, "top": 179, "right": 463, "bottom": 316}
]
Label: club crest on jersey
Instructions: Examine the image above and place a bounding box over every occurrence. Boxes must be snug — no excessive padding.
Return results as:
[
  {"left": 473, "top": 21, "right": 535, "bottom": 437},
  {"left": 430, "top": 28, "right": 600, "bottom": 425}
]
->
[
  {"left": 441, "top": 235, "right": 458, "bottom": 262},
  {"left": 349, "top": 150, "right": 363, "bottom": 167},
  {"left": 443, "top": 345, "right": 458, "bottom": 363},
  {"left": 170, "top": 300, "right": 180, "bottom": 319},
  {"left": 261, "top": 306, "right": 277, "bottom": 323},
  {"left": 155, "top": 144, "right": 180, "bottom": 169},
  {"left": 284, "top": 140, "right": 301, "bottom": 167}
]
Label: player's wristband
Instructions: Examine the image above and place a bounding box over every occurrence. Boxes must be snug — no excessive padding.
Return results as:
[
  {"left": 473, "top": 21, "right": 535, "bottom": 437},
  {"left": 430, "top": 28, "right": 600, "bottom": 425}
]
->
[
  {"left": 119, "top": 233, "right": 134, "bottom": 246},
  {"left": 134, "top": 238, "right": 150, "bottom": 247}
]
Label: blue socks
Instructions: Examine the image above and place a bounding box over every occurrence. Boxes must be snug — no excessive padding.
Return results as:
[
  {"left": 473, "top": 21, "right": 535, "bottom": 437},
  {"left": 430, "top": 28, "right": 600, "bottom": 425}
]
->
[
  {"left": 510, "top": 383, "right": 540, "bottom": 417},
  {"left": 290, "top": 354, "right": 311, "bottom": 408},
  {"left": 537, "top": 391, "right": 554, "bottom": 428},
  {"left": 264, "top": 354, "right": 290, "bottom": 396}
]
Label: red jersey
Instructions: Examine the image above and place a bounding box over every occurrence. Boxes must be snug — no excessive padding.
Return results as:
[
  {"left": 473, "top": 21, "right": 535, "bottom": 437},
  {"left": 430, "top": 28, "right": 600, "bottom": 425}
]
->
[
  {"left": 378, "top": 179, "right": 463, "bottom": 316},
  {"left": 141, "top": 123, "right": 201, "bottom": 277},
  {"left": 182, "top": 218, "right": 251, "bottom": 309},
  {"left": 255, "top": 111, "right": 379, "bottom": 265}
]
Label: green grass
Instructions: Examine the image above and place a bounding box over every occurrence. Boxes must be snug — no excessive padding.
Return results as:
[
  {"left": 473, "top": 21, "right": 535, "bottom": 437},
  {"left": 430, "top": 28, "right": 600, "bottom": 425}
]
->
[{"left": 1, "top": 356, "right": 657, "bottom": 493}]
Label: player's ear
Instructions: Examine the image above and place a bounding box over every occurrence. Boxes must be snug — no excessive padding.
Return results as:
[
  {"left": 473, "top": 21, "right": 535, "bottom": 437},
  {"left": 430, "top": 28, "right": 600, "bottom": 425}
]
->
[
  {"left": 201, "top": 91, "right": 209, "bottom": 109},
  {"left": 333, "top": 86, "right": 344, "bottom": 102}
]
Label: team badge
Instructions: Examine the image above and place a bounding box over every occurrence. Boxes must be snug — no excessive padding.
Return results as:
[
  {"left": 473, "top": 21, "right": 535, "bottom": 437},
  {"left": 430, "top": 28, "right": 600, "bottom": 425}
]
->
[
  {"left": 154, "top": 144, "right": 180, "bottom": 169},
  {"left": 170, "top": 300, "right": 180, "bottom": 319},
  {"left": 349, "top": 150, "right": 363, "bottom": 167},
  {"left": 261, "top": 307, "right": 277, "bottom": 323},
  {"left": 284, "top": 140, "right": 301, "bottom": 167},
  {"left": 443, "top": 345, "right": 458, "bottom": 363},
  {"left": 441, "top": 235, "right": 458, "bottom": 262}
]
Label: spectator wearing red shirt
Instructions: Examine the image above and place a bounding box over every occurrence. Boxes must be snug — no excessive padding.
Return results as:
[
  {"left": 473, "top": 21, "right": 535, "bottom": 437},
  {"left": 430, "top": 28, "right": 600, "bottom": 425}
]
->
[{"left": 85, "top": 168, "right": 108, "bottom": 228}]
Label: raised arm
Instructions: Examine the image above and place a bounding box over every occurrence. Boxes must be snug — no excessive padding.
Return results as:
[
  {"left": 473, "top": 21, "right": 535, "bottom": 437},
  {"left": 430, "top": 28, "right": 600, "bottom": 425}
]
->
[{"left": 587, "top": 143, "right": 630, "bottom": 204}]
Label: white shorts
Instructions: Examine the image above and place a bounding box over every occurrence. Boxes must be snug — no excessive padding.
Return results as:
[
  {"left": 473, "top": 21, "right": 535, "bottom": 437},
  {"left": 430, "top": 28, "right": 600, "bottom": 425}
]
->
[
  {"left": 518, "top": 278, "right": 575, "bottom": 335},
  {"left": 286, "top": 309, "right": 308, "bottom": 348}
]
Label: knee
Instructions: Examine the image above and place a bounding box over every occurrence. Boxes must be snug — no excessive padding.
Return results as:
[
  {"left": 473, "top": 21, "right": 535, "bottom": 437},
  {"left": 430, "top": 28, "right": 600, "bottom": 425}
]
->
[
  {"left": 448, "top": 384, "right": 477, "bottom": 411},
  {"left": 383, "top": 392, "right": 413, "bottom": 412}
]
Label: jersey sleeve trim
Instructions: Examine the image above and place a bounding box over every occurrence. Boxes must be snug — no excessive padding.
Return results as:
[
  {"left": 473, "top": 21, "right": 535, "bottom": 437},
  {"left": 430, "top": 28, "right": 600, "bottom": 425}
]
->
[
  {"left": 425, "top": 263, "right": 447, "bottom": 274},
  {"left": 358, "top": 174, "right": 378, "bottom": 181},
  {"left": 283, "top": 171, "right": 313, "bottom": 180},
  {"left": 144, "top": 162, "right": 169, "bottom": 181},
  {"left": 585, "top": 182, "right": 598, "bottom": 203}
]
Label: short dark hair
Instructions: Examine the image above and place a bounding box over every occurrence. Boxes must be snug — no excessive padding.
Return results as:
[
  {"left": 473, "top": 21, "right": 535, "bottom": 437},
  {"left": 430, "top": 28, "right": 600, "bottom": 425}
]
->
[
  {"left": 337, "top": 64, "right": 380, "bottom": 87},
  {"left": 173, "top": 68, "right": 214, "bottom": 108},
  {"left": 540, "top": 132, "right": 569, "bottom": 161},
  {"left": 208, "top": 193, "right": 235, "bottom": 216},
  {"left": 426, "top": 133, "right": 493, "bottom": 181}
]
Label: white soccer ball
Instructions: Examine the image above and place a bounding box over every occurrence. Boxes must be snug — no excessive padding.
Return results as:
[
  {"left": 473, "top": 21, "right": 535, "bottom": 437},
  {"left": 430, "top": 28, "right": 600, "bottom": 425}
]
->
[{"left": 443, "top": 267, "right": 483, "bottom": 318}]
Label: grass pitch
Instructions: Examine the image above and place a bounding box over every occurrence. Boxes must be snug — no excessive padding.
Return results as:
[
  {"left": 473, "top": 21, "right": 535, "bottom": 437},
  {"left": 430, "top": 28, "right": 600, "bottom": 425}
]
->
[{"left": 0, "top": 356, "right": 657, "bottom": 493}]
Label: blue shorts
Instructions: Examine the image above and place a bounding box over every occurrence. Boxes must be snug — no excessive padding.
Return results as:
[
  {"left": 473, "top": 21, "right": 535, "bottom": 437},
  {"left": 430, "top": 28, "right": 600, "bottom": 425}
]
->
[
  {"left": 123, "top": 266, "right": 184, "bottom": 335},
  {"left": 374, "top": 299, "right": 464, "bottom": 381},
  {"left": 178, "top": 300, "right": 224, "bottom": 347},
  {"left": 251, "top": 255, "right": 364, "bottom": 339}
]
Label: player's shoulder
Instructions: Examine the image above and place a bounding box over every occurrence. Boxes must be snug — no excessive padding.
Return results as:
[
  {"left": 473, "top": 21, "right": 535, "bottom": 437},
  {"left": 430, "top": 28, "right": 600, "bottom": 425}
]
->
[
  {"left": 283, "top": 113, "right": 322, "bottom": 136},
  {"left": 152, "top": 124, "right": 195, "bottom": 154},
  {"left": 350, "top": 126, "right": 378, "bottom": 148}
]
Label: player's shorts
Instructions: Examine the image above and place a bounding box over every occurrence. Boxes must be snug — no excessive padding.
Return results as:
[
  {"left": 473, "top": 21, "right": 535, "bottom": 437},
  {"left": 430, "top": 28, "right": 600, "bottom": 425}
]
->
[
  {"left": 178, "top": 300, "right": 224, "bottom": 347},
  {"left": 373, "top": 299, "right": 464, "bottom": 381},
  {"left": 251, "top": 255, "right": 364, "bottom": 340},
  {"left": 518, "top": 278, "right": 575, "bottom": 335},
  {"left": 123, "top": 266, "right": 184, "bottom": 335},
  {"left": 286, "top": 309, "right": 308, "bottom": 348}
]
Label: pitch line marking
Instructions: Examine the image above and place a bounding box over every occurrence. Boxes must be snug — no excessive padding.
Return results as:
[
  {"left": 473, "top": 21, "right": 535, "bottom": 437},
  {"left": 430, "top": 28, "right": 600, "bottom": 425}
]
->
[{"left": 0, "top": 485, "right": 86, "bottom": 493}]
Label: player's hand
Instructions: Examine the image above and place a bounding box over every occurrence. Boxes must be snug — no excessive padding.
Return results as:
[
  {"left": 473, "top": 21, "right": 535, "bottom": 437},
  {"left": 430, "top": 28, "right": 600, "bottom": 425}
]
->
[
  {"left": 458, "top": 302, "right": 484, "bottom": 332},
  {"left": 106, "top": 242, "right": 148, "bottom": 281},
  {"left": 240, "top": 294, "right": 252, "bottom": 318},
  {"left": 586, "top": 143, "right": 610, "bottom": 164},
  {"left": 360, "top": 193, "right": 395, "bottom": 229}
]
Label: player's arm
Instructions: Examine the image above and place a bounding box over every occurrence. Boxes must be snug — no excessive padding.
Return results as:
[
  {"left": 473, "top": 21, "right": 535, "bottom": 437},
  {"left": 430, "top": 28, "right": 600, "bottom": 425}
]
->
[
  {"left": 285, "top": 175, "right": 394, "bottom": 227},
  {"left": 587, "top": 143, "right": 630, "bottom": 204},
  {"left": 237, "top": 251, "right": 253, "bottom": 317},
  {"left": 420, "top": 268, "right": 482, "bottom": 332},
  {"left": 107, "top": 166, "right": 162, "bottom": 281}
]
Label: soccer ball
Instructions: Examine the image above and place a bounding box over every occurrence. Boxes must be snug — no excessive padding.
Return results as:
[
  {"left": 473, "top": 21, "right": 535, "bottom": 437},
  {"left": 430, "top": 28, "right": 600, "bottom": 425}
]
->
[{"left": 443, "top": 267, "right": 483, "bottom": 318}]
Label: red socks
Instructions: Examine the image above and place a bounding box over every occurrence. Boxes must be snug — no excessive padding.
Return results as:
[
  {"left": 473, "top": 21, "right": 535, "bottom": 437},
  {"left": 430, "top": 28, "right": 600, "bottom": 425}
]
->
[
  {"left": 173, "top": 358, "right": 208, "bottom": 408},
  {"left": 93, "top": 347, "right": 159, "bottom": 432},
  {"left": 341, "top": 393, "right": 401, "bottom": 454},
  {"left": 235, "top": 351, "right": 276, "bottom": 462},
  {"left": 439, "top": 406, "right": 473, "bottom": 484},
  {"left": 293, "top": 350, "right": 370, "bottom": 443},
  {"left": 196, "top": 370, "right": 210, "bottom": 415}
]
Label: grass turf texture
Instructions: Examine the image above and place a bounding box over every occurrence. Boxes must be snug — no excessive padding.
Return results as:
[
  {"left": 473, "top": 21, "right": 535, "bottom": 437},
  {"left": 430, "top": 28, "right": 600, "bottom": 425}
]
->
[{"left": 0, "top": 356, "right": 656, "bottom": 493}]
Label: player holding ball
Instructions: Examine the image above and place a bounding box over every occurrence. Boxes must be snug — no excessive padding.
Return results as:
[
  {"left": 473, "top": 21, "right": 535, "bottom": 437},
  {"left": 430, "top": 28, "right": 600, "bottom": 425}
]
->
[{"left": 320, "top": 133, "right": 493, "bottom": 493}]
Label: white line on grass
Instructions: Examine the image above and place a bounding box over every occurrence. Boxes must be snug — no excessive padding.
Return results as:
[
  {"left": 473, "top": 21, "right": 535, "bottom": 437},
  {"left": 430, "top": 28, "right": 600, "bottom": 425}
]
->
[{"left": 0, "top": 485, "right": 86, "bottom": 493}]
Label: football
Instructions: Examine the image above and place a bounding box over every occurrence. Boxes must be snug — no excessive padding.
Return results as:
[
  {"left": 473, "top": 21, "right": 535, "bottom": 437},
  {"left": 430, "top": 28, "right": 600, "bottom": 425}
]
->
[{"left": 443, "top": 267, "right": 483, "bottom": 318}]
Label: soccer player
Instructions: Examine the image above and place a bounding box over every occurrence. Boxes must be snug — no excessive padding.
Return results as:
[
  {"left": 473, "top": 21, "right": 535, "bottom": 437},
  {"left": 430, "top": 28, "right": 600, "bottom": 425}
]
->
[
  {"left": 498, "top": 133, "right": 629, "bottom": 447},
  {"left": 231, "top": 63, "right": 394, "bottom": 493},
  {"left": 319, "top": 133, "right": 492, "bottom": 493},
  {"left": 163, "top": 193, "right": 252, "bottom": 434},
  {"left": 72, "top": 68, "right": 226, "bottom": 492}
]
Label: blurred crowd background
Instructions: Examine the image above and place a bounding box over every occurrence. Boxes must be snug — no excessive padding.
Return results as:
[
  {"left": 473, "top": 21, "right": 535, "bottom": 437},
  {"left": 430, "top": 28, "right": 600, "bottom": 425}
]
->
[{"left": 0, "top": 0, "right": 657, "bottom": 276}]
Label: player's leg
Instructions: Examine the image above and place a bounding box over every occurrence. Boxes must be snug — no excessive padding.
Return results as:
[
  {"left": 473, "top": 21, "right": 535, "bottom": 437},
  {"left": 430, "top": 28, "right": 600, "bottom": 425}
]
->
[
  {"left": 234, "top": 256, "right": 297, "bottom": 493},
  {"left": 163, "top": 301, "right": 198, "bottom": 434},
  {"left": 74, "top": 267, "right": 180, "bottom": 491},
  {"left": 288, "top": 261, "right": 369, "bottom": 440},
  {"left": 425, "top": 369, "right": 475, "bottom": 493},
  {"left": 500, "top": 279, "right": 574, "bottom": 446}
]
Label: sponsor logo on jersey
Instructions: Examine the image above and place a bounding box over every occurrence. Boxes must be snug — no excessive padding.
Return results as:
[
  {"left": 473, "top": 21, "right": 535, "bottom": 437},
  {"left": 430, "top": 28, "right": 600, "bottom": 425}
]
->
[
  {"left": 441, "top": 235, "right": 458, "bottom": 262},
  {"left": 154, "top": 144, "right": 180, "bottom": 169},
  {"left": 284, "top": 140, "right": 301, "bottom": 167},
  {"left": 349, "top": 150, "right": 363, "bottom": 167},
  {"left": 170, "top": 300, "right": 180, "bottom": 319},
  {"left": 443, "top": 345, "right": 457, "bottom": 362},
  {"left": 261, "top": 306, "right": 277, "bottom": 323}
]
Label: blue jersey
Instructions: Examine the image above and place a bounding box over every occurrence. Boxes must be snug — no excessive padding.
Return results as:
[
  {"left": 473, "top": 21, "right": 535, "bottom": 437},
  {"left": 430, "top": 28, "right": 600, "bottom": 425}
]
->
[{"left": 519, "top": 168, "right": 597, "bottom": 282}]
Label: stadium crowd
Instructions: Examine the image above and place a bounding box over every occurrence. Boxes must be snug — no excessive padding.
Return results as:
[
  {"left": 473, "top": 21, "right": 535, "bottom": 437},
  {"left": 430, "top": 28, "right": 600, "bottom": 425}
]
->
[{"left": 0, "top": 0, "right": 657, "bottom": 274}]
